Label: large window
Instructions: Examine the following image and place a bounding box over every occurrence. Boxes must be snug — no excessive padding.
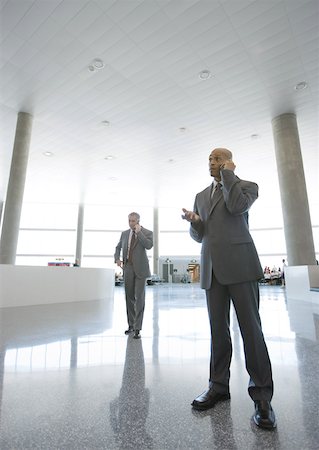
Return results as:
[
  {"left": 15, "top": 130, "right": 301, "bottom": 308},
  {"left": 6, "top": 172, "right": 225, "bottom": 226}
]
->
[
  {"left": 20, "top": 203, "right": 78, "bottom": 228},
  {"left": 11, "top": 202, "right": 318, "bottom": 268},
  {"left": 82, "top": 205, "right": 153, "bottom": 268},
  {"left": 159, "top": 231, "right": 201, "bottom": 256},
  {"left": 18, "top": 230, "right": 76, "bottom": 255},
  {"left": 251, "top": 228, "right": 286, "bottom": 256},
  {"left": 16, "top": 203, "right": 78, "bottom": 266}
]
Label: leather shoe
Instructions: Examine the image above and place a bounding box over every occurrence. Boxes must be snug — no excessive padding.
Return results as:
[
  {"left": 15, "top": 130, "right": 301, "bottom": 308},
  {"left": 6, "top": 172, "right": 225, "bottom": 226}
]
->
[
  {"left": 133, "top": 330, "right": 141, "bottom": 339},
  {"left": 124, "top": 327, "right": 134, "bottom": 335},
  {"left": 192, "top": 388, "right": 230, "bottom": 411},
  {"left": 253, "top": 400, "right": 277, "bottom": 429}
]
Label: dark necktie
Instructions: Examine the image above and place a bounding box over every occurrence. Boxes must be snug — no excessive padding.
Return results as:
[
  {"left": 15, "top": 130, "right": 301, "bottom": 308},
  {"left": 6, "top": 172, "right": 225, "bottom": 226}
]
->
[
  {"left": 128, "top": 232, "right": 136, "bottom": 263},
  {"left": 211, "top": 182, "right": 222, "bottom": 208}
]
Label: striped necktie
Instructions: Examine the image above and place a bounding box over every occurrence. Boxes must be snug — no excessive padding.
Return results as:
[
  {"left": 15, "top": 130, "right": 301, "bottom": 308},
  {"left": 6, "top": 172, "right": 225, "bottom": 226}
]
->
[
  {"left": 211, "top": 182, "right": 222, "bottom": 207},
  {"left": 128, "top": 232, "right": 136, "bottom": 263}
]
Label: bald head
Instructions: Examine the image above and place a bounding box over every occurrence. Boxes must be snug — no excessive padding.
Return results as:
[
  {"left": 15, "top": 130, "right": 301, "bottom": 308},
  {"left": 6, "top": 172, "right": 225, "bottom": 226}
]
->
[
  {"left": 209, "top": 148, "right": 233, "bottom": 180},
  {"left": 212, "top": 148, "right": 232, "bottom": 159}
]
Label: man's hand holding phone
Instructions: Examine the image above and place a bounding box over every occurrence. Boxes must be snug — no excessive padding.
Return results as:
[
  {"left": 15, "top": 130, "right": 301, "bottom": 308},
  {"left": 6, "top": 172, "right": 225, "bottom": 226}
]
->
[
  {"left": 220, "top": 159, "right": 236, "bottom": 172},
  {"left": 134, "top": 223, "right": 141, "bottom": 233}
]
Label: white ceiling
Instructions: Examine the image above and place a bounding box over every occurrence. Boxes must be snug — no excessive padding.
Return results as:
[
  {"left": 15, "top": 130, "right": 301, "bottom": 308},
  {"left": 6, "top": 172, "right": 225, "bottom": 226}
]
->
[{"left": 0, "top": 0, "right": 318, "bottom": 215}]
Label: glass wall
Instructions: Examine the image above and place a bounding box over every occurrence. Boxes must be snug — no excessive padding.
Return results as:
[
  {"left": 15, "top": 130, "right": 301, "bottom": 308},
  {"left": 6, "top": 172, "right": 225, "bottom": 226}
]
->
[
  {"left": 15, "top": 203, "right": 154, "bottom": 268},
  {"left": 11, "top": 202, "right": 319, "bottom": 269},
  {"left": 82, "top": 205, "right": 153, "bottom": 269},
  {"left": 16, "top": 202, "right": 78, "bottom": 266}
]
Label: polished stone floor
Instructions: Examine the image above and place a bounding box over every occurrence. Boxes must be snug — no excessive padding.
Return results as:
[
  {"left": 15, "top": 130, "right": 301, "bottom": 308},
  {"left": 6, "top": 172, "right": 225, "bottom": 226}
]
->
[{"left": 0, "top": 284, "right": 318, "bottom": 450}]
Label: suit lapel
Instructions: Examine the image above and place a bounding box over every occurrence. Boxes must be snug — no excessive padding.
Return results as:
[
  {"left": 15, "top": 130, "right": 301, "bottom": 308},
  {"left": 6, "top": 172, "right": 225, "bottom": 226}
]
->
[{"left": 123, "top": 230, "right": 130, "bottom": 257}]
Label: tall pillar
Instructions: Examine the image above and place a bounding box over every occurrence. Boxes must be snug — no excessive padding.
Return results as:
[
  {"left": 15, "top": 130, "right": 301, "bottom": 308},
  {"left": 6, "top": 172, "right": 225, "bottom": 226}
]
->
[
  {"left": 0, "top": 349, "right": 5, "bottom": 424},
  {"left": 0, "top": 201, "right": 3, "bottom": 228},
  {"left": 0, "top": 112, "right": 33, "bottom": 264},
  {"left": 75, "top": 204, "right": 84, "bottom": 266},
  {"left": 153, "top": 207, "right": 159, "bottom": 275},
  {"left": 271, "top": 113, "right": 316, "bottom": 265}
]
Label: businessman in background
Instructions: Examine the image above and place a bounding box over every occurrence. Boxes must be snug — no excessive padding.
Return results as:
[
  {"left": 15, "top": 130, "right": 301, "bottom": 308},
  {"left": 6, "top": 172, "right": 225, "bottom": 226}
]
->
[
  {"left": 182, "top": 148, "right": 276, "bottom": 429},
  {"left": 114, "top": 212, "right": 153, "bottom": 339}
]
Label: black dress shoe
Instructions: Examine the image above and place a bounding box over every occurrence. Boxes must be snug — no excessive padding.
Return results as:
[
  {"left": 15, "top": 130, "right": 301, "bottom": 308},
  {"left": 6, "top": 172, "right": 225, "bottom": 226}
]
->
[
  {"left": 124, "top": 327, "right": 134, "bottom": 335},
  {"left": 133, "top": 330, "right": 141, "bottom": 339},
  {"left": 253, "top": 400, "right": 277, "bottom": 429},
  {"left": 192, "top": 388, "right": 230, "bottom": 411}
]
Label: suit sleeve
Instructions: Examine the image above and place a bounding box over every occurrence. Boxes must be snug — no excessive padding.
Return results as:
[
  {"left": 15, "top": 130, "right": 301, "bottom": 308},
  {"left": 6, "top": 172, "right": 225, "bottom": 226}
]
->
[
  {"left": 137, "top": 228, "right": 153, "bottom": 250},
  {"left": 189, "top": 194, "right": 204, "bottom": 243},
  {"left": 114, "top": 232, "right": 124, "bottom": 262},
  {"left": 221, "top": 170, "right": 258, "bottom": 215}
]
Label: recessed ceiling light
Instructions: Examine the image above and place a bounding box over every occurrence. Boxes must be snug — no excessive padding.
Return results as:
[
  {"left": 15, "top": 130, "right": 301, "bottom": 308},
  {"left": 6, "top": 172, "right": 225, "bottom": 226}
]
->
[
  {"left": 168, "top": 158, "right": 175, "bottom": 163},
  {"left": 88, "top": 65, "right": 95, "bottom": 72},
  {"left": 199, "top": 69, "right": 212, "bottom": 80},
  {"left": 101, "top": 120, "right": 110, "bottom": 127},
  {"left": 93, "top": 58, "right": 105, "bottom": 69},
  {"left": 294, "top": 81, "right": 308, "bottom": 91},
  {"left": 251, "top": 134, "right": 260, "bottom": 140},
  {"left": 108, "top": 176, "right": 117, "bottom": 181},
  {"left": 179, "top": 127, "right": 187, "bottom": 133},
  {"left": 104, "top": 155, "right": 114, "bottom": 160},
  {"left": 43, "top": 151, "right": 53, "bottom": 156}
]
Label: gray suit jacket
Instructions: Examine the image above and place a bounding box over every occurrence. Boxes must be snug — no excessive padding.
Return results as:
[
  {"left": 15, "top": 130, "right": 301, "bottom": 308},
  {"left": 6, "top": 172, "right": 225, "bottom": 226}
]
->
[
  {"left": 190, "top": 169, "right": 263, "bottom": 289},
  {"left": 114, "top": 227, "right": 153, "bottom": 278}
]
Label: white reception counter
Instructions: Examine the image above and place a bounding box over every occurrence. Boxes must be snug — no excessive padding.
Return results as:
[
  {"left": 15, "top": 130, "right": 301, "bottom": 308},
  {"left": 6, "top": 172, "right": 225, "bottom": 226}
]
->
[
  {"left": 0, "top": 265, "right": 114, "bottom": 308},
  {"left": 285, "top": 265, "right": 319, "bottom": 303}
]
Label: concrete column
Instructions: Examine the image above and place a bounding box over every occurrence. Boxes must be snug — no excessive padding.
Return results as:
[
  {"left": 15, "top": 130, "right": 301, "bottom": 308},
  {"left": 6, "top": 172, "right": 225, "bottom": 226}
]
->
[
  {"left": 75, "top": 203, "right": 84, "bottom": 266},
  {"left": 0, "top": 112, "right": 33, "bottom": 264},
  {"left": 153, "top": 207, "right": 159, "bottom": 275},
  {"left": 0, "top": 349, "right": 4, "bottom": 424},
  {"left": 0, "top": 201, "right": 3, "bottom": 228},
  {"left": 272, "top": 113, "right": 316, "bottom": 265}
]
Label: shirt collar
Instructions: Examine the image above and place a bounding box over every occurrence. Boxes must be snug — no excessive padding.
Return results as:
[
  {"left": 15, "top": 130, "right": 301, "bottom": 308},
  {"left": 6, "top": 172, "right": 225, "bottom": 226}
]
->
[{"left": 213, "top": 179, "right": 223, "bottom": 188}]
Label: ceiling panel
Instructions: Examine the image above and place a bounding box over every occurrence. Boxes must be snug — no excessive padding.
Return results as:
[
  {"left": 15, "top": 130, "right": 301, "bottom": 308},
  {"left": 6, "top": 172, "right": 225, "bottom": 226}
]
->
[{"left": 0, "top": 0, "right": 318, "bottom": 217}]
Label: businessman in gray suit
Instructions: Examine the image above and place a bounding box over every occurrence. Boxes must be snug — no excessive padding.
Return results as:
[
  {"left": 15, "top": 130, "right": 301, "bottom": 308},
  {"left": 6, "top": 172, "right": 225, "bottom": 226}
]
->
[
  {"left": 182, "top": 148, "right": 276, "bottom": 429},
  {"left": 114, "top": 212, "right": 153, "bottom": 339}
]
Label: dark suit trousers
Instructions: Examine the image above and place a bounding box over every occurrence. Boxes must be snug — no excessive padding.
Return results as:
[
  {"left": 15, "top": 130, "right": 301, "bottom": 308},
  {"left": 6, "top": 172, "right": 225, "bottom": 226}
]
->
[
  {"left": 206, "top": 275, "right": 273, "bottom": 401},
  {"left": 124, "top": 263, "right": 147, "bottom": 331}
]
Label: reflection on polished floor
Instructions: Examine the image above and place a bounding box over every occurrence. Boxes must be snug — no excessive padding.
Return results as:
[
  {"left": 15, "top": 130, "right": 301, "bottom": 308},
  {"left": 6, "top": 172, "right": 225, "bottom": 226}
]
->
[{"left": 0, "top": 284, "right": 318, "bottom": 449}]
